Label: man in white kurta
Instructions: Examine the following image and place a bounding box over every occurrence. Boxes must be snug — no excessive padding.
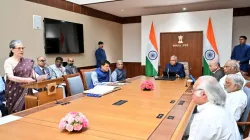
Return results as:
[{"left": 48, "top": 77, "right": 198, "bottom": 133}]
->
[
  {"left": 188, "top": 76, "right": 241, "bottom": 140},
  {"left": 219, "top": 60, "right": 246, "bottom": 88},
  {"left": 224, "top": 74, "right": 247, "bottom": 121}
]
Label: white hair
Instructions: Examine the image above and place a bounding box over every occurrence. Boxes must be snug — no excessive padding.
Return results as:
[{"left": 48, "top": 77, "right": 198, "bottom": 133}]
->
[
  {"left": 228, "top": 60, "right": 240, "bottom": 72},
  {"left": 117, "top": 60, "right": 123, "bottom": 63},
  {"left": 196, "top": 76, "right": 226, "bottom": 106},
  {"left": 226, "top": 74, "right": 244, "bottom": 90},
  {"left": 170, "top": 55, "right": 178, "bottom": 61}
]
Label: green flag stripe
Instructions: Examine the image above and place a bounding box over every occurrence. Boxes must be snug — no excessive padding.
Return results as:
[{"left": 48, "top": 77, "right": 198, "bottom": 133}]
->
[
  {"left": 203, "top": 57, "right": 211, "bottom": 75},
  {"left": 145, "top": 57, "right": 158, "bottom": 76}
]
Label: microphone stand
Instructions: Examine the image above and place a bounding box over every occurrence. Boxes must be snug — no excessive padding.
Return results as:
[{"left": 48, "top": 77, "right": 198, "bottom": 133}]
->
[{"left": 185, "top": 78, "right": 188, "bottom": 87}]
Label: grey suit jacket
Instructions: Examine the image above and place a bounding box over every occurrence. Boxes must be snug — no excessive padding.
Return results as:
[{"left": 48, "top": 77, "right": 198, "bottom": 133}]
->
[
  {"left": 34, "top": 66, "right": 52, "bottom": 80},
  {"left": 65, "top": 65, "right": 78, "bottom": 74},
  {"left": 212, "top": 68, "right": 225, "bottom": 82}
]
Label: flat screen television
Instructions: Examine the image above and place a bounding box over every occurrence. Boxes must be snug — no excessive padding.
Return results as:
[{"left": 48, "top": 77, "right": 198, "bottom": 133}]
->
[{"left": 44, "top": 18, "right": 84, "bottom": 54}]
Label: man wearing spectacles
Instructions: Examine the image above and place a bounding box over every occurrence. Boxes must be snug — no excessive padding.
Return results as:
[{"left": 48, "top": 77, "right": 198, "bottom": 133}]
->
[
  {"left": 34, "top": 56, "right": 51, "bottom": 80},
  {"left": 65, "top": 58, "right": 78, "bottom": 74},
  {"left": 188, "top": 76, "right": 240, "bottom": 140},
  {"left": 219, "top": 60, "right": 246, "bottom": 89}
]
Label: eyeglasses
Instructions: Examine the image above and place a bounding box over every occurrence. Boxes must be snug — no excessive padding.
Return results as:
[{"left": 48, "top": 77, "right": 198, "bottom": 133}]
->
[
  {"left": 191, "top": 88, "right": 203, "bottom": 93},
  {"left": 14, "top": 47, "right": 25, "bottom": 50},
  {"left": 40, "top": 60, "right": 46, "bottom": 62},
  {"left": 170, "top": 60, "right": 176, "bottom": 61},
  {"left": 223, "top": 65, "right": 230, "bottom": 68}
]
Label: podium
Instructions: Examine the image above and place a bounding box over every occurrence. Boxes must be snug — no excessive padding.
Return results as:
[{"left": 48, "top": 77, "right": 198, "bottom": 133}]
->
[{"left": 22, "top": 78, "right": 65, "bottom": 109}]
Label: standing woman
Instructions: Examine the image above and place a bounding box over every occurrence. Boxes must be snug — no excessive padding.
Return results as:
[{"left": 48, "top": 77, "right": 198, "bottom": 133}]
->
[{"left": 4, "top": 40, "right": 46, "bottom": 113}]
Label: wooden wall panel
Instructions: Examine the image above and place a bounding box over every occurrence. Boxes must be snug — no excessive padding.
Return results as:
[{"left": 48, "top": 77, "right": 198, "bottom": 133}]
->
[
  {"left": 26, "top": 0, "right": 123, "bottom": 23},
  {"left": 123, "top": 62, "right": 145, "bottom": 78},
  {"left": 24, "top": 1, "right": 250, "bottom": 24},
  {"left": 160, "top": 31, "right": 203, "bottom": 78},
  {"left": 77, "top": 62, "right": 144, "bottom": 78}
]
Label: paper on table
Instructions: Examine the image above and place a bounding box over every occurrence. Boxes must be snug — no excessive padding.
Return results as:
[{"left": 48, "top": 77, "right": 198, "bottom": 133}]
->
[
  {"left": 83, "top": 85, "right": 120, "bottom": 95},
  {"left": 0, "top": 115, "right": 22, "bottom": 125}
]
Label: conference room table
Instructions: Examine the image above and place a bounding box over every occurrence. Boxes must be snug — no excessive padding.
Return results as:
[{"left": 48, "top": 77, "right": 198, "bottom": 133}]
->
[{"left": 0, "top": 76, "right": 195, "bottom": 140}]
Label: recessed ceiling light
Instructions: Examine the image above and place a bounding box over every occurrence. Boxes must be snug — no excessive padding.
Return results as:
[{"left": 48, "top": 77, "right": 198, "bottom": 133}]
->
[
  {"left": 183, "top": 7, "right": 187, "bottom": 11},
  {"left": 121, "top": 9, "right": 124, "bottom": 12},
  {"left": 180, "top": 1, "right": 183, "bottom": 2}
]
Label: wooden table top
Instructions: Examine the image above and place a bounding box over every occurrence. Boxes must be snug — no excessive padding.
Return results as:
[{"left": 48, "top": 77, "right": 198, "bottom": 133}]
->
[{"left": 0, "top": 76, "right": 195, "bottom": 140}]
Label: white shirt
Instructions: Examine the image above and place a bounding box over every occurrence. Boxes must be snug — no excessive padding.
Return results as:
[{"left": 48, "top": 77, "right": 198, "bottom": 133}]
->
[
  {"left": 49, "top": 64, "right": 66, "bottom": 79},
  {"left": 188, "top": 102, "right": 241, "bottom": 140},
  {"left": 225, "top": 89, "right": 247, "bottom": 121},
  {"left": 219, "top": 72, "right": 246, "bottom": 89}
]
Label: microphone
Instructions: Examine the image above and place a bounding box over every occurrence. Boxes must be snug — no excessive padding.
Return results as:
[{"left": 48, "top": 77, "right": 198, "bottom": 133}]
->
[
  {"left": 54, "top": 99, "right": 62, "bottom": 104},
  {"left": 46, "top": 64, "right": 57, "bottom": 79},
  {"left": 185, "top": 79, "right": 188, "bottom": 87},
  {"left": 167, "top": 67, "right": 170, "bottom": 78}
]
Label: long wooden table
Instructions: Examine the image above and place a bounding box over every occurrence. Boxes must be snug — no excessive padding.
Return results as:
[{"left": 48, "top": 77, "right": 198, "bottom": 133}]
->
[{"left": 0, "top": 76, "right": 195, "bottom": 140}]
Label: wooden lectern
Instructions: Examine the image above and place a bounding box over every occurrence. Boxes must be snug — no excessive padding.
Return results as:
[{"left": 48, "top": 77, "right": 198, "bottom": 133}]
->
[{"left": 22, "top": 78, "right": 65, "bottom": 109}]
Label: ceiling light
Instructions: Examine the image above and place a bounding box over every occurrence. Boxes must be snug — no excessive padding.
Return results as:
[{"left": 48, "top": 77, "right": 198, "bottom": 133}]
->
[
  {"left": 183, "top": 7, "right": 187, "bottom": 11},
  {"left": 121, "top": 9, "right": 124, "bottom": 12},
  {"left": 180, "top": 1, "right": 183, "bottom": 2}
]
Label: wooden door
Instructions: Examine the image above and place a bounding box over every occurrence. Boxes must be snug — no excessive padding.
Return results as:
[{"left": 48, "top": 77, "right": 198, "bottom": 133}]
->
[{"left": 160, "top": 31, "right": 203, "bottom": 78}]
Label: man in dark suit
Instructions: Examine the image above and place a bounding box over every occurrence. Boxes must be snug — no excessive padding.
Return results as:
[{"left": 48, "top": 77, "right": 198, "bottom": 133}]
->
[
  {"left": 165, "top": 55, "right": 185, "bottom": 78},
  {"left": 65, "top": 58, "right": 78, "bottom": 75},
  {"left": 34, "top": 56, "right": 51, "bottom": 80},
  {"left": 209, "top": 60, "right": 224, "bottom": 81}
]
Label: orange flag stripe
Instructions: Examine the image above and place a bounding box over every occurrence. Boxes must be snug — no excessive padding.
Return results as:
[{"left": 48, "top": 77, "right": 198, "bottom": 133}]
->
[
  {"left": 206, "top": 17, "right": 219, "bottom": 54},
  {"left": 149, "top": 22, "right": 159, "bottom": 52}
]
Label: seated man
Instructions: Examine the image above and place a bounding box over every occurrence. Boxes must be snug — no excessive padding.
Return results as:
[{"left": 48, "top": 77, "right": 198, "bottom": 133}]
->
[
  {"left": 224, "top": 74, "right": 247, "bottom": 121},
  {"left": 50, "top": 57, "right": 66, "bottom": 79},
  {"left": 189, "top": 76, "right": 240, "bottom": 140},
  {"left": 34, "top": 56, "right": 51, "bottom": 80},
  {"left": 165, "top": 55, "right": 185, "bottom": 78},
  {"left": 65, "top": 58, "right": 78, "bottom": 75},
  {"left": 209, "top": 60, "right": 225, "bottom": 81},
  {"left": 0, "top": 75, "right": 8, "bottom": 117},
  {"left": 111, "top": 60, "right": 126, "bottom": 82},
  {"left": 220, "top": 60, "right": 246, "bottom": 88},
  {"left": 91, "top": 60, "right": 111, "bottom": 86}
]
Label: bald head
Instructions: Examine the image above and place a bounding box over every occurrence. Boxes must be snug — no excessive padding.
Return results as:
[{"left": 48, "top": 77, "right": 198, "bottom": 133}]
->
[
  {"left": 37, "top": 56, "right": 46, "bottom": 67},
  {"left": 223, "top": 60, "right": 240, "bottom": 75},
  {"left": 209, "top": 60, "right": 220, "bottom": 72},
  {"left": 67, "top": 58, "right": 74, "bottom": 66}
]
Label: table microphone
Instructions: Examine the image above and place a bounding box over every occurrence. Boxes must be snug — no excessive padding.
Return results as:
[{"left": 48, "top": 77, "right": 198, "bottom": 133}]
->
[{"left": 45, "top": 64, "right": 58, "bottom": 79}]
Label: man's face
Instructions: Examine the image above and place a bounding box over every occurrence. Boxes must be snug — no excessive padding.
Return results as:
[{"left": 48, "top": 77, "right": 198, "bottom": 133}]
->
[
  {"left": 224, "top": 77, "right": 237, "bottom": 93},
  {"left": 101, "top": 63, "right": 110, "bottom": 72},
  {"left": 209, "top": 62, "right": 217, "bottom": 72},
  {"left": 223, "top": 62, "right": 236, "bottom": 75},
  {"left": 68, "top": 58, "right": 74, "bottom": 66},
  {"left": 38, "top": 57, "right": 46, "bottom": 67},
  {"left": 239, "top": 37, "right": 246, "bottom": 45},
  {"left": 55, "top": 60, "right": 62, "bottom": 67},
  {"left": 117, "top": 62, "right": 123, "bottom": 69},
  {"left": 170, "top": 58, "right": 177, "bottom": 65},
  {"left": 99, "top": 43, "right": 104, "bottom": 48},
  {"left": 191, "top": 79, "right": 207, "bottom": 105}
]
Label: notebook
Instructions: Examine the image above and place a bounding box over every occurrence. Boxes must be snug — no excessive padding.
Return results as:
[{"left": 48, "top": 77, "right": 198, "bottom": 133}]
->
[{"left": 83, "top": 85, "right": 121, "bottom": 97}]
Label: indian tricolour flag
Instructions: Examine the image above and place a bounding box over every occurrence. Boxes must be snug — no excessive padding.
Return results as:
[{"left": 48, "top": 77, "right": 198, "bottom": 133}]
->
[
  {"left": 145, "top": 22, "right": 159, "bottom": 76},
  {"left": 203, "top": 17, "right": 219, "bottom": 75}
]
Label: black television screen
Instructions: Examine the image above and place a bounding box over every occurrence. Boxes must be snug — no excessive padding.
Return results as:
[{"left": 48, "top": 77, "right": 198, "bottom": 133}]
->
[{"left": 44, "top": 18, "right": 84, "bottom": 54}]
